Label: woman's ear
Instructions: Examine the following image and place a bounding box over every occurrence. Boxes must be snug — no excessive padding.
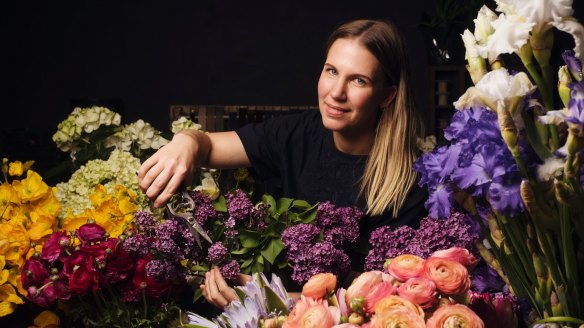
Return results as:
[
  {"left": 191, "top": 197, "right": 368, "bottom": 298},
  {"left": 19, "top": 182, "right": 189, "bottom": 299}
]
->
[{"left": 380, "top": 86, "right": 397, "bottom": 108}]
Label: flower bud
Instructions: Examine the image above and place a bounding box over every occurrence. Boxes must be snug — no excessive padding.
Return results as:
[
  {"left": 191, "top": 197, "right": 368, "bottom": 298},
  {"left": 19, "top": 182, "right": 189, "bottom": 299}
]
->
[
  {"left": 383, "top": 259, "right": 392, "bottom": 270},
  {"left": 51, "top": 268, "right": 59, "bottom": 275},
  {"left": 558, "top": 66, "right": 573, "bottom": 108},
  {"left": 497, "top": 102, "right": 519, "bottom": 156},
  {"left": 50, "top": 275, "right": 60, "bottom": 282},
  {"left": 350, "top": 297, "right": 365, "bottom": 313},
  {"left": 532, "top": 252, "right": 548, "bottom": 279},
  {"left": 348, "top": 312, "right": 365, "bottom": 325},
  {"left": 517, "top": 42, "right": 534, "bottom": 67},
  {"left": 33, "top": 251, "right": 41, "bottom": 259},
  {"left": 554, "top": 179, "right": 577, "bottom": 206},
  {"left": 566, "top": 132, "right": 584, "bottom": 155},
  {"left": 86, "top": 218, "right": 96, "bottom": 224}
]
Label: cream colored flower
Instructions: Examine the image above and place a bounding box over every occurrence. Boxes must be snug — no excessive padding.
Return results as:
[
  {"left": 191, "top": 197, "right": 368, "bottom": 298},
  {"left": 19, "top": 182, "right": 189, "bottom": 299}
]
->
[{"left": 171, "top": 116, "right": 202, "bottom": 134}]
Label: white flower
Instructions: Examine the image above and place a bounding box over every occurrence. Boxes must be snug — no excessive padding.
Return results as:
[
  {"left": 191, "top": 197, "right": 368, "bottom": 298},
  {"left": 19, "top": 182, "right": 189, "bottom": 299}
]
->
[
  {"left": 171, "top": 116, "right": 202, "bottom": 134},
  {"left": 454, "top": 68, "right": 535, "bottom": 111},
  {"left": 56, "top": 149, "right": 148, "bottom": 217},
  {"left": 194, "top": 172, "right": 220, "bottom": 200},
  {"left": 477, "top": 13, "right": 534, "bottom": 61},
  {"left": 537, "top": 157, "right": 566, "bottom": 181},
  {"left": 416, "top": 135, "right": 437, "bottom": 153},
  {"left": 485, "top": 0, "right": 584, "bottom": 61},
  {"left": 474, "top": 5, "right": 498, "bottom": 46}
]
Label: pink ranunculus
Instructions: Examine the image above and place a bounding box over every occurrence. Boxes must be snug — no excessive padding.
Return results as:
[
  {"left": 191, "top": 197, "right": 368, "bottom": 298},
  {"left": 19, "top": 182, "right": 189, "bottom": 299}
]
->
[
  {"left": 302, "top": 273, "right": 337, "bottom": 299},
  {"left": 431, "top": 247, "right": 479, "bottom": 270},
  {"left": 332, "top": 324, "right": 361, "bottom": 328},
  {"left": 299, "top": 304, "right": 334, "bottom": 328},
  {"left": 105, "top": 247, "right": 133, "bottom": 283},
  {"left": 77, "top": 223, "right": 106, "bottom": 243},
  {"left": 426, "top": 304, "right": 485, "bottom": 328},
  {"left": 283, "top": 297, "right": 328, "bottom": 328},
  {"left": 397, "top": 277, "right": 437, "bottom": 309},
  {"left": 345, "top": 271, "right": 383, "bottom": 306},
  {"left": 62, "top": 251, "right": 89, "bottom": 277},
  {"left": 40, "top": 231, "right": 68, "bottom": 262},
  {"left": 387, "top": 254, "right": 425, "bottom": 281},
  {"left": 423, "top": 257, "right": 471, "bottom": 296},
  {"left": 335, "top": 288, "right": 349, "bottom": 317},
  {"left": 364, "top": 281, "right": 397, "bottom": 314},
  {"left": 369, "top": 308, "right": 426, "bottom": 328},
  {"left": 21, "top": 259, "right": 49, "bottom": 287},
  {"left": 132, "top": 255, "right": 170, "bottom": 298}
]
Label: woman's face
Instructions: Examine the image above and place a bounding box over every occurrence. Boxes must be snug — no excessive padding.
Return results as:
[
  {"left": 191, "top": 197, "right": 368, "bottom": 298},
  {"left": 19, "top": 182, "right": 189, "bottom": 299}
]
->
[{"left": 318, "top": 38, "right": 394, "bottom": 137}]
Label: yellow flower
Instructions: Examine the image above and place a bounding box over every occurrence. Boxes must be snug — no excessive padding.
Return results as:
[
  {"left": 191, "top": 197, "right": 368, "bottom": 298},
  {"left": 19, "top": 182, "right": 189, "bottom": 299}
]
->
[
  {"left": 12, "top": 171, "right": 49, "bottom": 203},
  {"left": 34, "top": 310, "right": 61, "bottom": 328},
  {"left": 61, "top": 210, "right": 92, "bottom": 233},
  {"left": 27, "top": 187, "right": 61, "bottom": 219},
  {"left": 0, "top": 182, "right": 19, "bottom": 220},
  {"left": 0, "top": 221, "right": 30, "bottom": 267},
  {"left": 8, "top": 161, "right": 23, "bottom": 177},
  {"left": 27, "top": 213, "right": 56, "bottom": 242},
  {"left": 89, "top": 184, "right": 111, "bottom": 207},
  {"left": 0, "top": 284, "right": 24, "bottom": 317}
]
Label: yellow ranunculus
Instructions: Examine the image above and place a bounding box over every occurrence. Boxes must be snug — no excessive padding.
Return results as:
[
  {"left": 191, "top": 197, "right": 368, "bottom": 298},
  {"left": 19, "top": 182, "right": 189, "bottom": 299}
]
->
[
  {"left": 27, "top": 187, "right": 61, "bottom": 219},
  {"left": 0, "top": 222, "right": 30, "bottom": 267},
  {"left": 27, "top": 214, "right": 55, "bottom": 242},
  {"left": 34, "top": 310, "right": 61, "bottom": 328},
  {"left": 12, "top": 171, "right": 49, "bottom": 203}
]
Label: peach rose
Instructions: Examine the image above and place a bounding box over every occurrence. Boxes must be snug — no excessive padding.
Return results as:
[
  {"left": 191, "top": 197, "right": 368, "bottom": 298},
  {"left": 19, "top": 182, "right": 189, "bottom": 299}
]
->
[
  {"left": 364, "top": 282, "right": 397, "bottom": 314},
  {"left": 373, "top": 295, "right": 425, "bottom": 318},
  {"left": 426, "top": 304, "right": 485, "bottom": 328},
  {"left": 397, "top": 277, "right": 437, "bottom": 309},
  {"left": 345, "top": 271, "right": 383, "bottom": 305},
  {"left": 302, "top": 273, "right": 337, "bottom": 299},
  {"left": 369, "top": 308, "right": 426, "bottom": 328},
  {"left": 283, "top": 297, "right": 327, "bottom": 328},
  {"left": 387, "top": 254, "right": 425, "bottom": 281},
  {"left": 299, "top": 304, "right": 334, "bottom": 328},
  {"left": 332, "top": 324, "right": 361, "bottom": 328},
  {"left": 423, "top": 257, "right": 471, "bottom": 296},
  {"left": 431, "top": 247, "right": 478, "bottom": 270}
]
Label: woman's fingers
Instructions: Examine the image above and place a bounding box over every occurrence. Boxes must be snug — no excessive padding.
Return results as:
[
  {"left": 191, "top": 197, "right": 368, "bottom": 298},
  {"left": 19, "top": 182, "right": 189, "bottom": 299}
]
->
[
  {"left": 205, "top": 269, "right": 230, "bottom": 308},
  {"left": 213, "top": 268, "right": 238, "bottom": 302}
]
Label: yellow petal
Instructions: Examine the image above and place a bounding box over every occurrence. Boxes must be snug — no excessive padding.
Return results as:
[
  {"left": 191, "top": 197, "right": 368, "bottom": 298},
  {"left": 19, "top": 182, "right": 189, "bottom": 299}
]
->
[
  {"left": 34, "top": 310, "right": 61, "bottom": 327},
  {"left": 12, "top": 171, "right": 49, "bottom": 202},
  {"left": 0, "top": 270, "right": 9, "bottom": 285},
  {"left": 0, "top": 301, "right": 16, "bottom": 317},
  {"left": 28, "top": 215, "right": 55, "bottom": 241},
  {"left": 8, "top": 161, "right": 24, "bottom": 177},
  {"left": 0, "top": 284, "right": 24, "bottom": 304}
]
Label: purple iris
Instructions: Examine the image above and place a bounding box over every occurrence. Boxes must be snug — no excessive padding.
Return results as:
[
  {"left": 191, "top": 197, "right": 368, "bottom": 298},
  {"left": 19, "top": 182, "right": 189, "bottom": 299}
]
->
[
  {"left": 563, "top": 50, "right": 583, "bottom": 81},
  {"left": 566, "top": 80, "right": 584, "bottom": 137}
]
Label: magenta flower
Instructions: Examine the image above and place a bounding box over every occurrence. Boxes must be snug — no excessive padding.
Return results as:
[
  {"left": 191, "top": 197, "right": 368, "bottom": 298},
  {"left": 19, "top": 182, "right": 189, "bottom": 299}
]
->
[
  {"left": 40, "top": 231, "right": 69, "bottom": 262},
  {"left": 78, "top": 223, "right": 106, "bottom": 243}
]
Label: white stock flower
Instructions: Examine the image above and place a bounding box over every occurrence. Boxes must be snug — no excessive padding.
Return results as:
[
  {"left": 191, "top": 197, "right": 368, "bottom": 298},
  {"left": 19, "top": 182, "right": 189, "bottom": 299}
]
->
[{"left": 171, "top": 116, "right": 202, "bottom": 134}]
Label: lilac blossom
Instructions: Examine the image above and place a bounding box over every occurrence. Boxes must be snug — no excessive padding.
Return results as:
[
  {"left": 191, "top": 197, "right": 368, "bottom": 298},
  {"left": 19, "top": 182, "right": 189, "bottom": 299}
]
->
[
  {"left": 226, "top": 189, "right": 253, "bottom": 221},
  {"left": 188, "top": 190, "right": 220, "bottom": 226},
  {"left": 220, "top": 259, "right": 241, "bottom": 283},
  {"left": 207, "top": 242, "right": 228, "bottom": 263},
  {"left": 315, "top": 202, "right": 362, "bottom": 247},
  {"left": 289, "top": 242, "right": 350, "bottom": 284},
  {"left": 281, "top": 224, "right": 321, "bottom": 259},
  {"left": 146, "top": 259, "right": 181, "bottom": 281},
  {"left": 133, "top": 211, "right": 157, "bottom": 235}
]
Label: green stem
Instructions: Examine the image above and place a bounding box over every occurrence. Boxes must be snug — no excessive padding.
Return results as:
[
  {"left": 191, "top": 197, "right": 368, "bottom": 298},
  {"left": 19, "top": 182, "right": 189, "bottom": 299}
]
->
[
  {"left": 142, "top": 288, "right": 148, "bottom": 319},
  {"left": 498, "top": 214, "right": 537, "bottom": 285},
  {"left": 559, "top": 204, "right": 581, "bottom": 317},
  {"left": 521, "top": 111, "right": 552, "bottom": 160},
  {"left": 532, "top": 316, "right": 584, "bottom": 326}
]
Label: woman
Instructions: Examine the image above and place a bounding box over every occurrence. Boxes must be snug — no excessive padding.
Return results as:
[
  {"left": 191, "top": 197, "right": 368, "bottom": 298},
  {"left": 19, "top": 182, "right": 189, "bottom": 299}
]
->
[{"left": 138, "top": 19, "right": 428, "bottom": 308}]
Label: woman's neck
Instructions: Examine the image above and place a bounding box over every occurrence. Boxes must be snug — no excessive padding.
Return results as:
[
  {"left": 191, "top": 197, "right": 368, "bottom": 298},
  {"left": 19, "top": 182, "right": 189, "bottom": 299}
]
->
[{"left": 332, "top": 131, "right": 374, "bottom": 155}]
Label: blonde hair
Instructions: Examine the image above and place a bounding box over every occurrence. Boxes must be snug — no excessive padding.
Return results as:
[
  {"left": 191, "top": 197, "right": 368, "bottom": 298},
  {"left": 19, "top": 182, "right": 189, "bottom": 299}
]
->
[{"left": 326, "top": 19, "right": 422, "bottom": 217}]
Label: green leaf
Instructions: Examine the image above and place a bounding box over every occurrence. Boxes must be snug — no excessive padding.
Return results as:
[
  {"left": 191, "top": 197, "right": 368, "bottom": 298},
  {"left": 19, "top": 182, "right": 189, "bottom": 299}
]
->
[
  {"left": 262, "top": 194, "right": 277, "bottom": 214},
  {"left": 234, "top": 287, "right": 248, "bottom": 302},
  {"left": 265, "top": 285, "right": 290, "bottom": 314},
  {"left": 276, "top": 198, "right": 294, "bottom": 213},
  {"left": 212, "top": 195, "right": 228, "bottom": 212},
  {"left": 241, "top": 258, "right": 253, "bottom": 269},
  {"left": 189, "top": 264, "right": 209, "bottom": 272},
  {"left": 291, "top": 199, "right": 311, "bottom": 210},
  {"left": 300, "top": 206, "right": 318, "bottom": 223},
  {"left": 239, "top": 230, "right": 260, "bottom": 248},
  {"left": 231, "top": 247, "right": 253, "bottom": 255},
  {"left": 251, "top": 259, "right": 264, "bottom": 273},
  {"left": 261, "top": 238, "right": 285, "bottom": 264}
]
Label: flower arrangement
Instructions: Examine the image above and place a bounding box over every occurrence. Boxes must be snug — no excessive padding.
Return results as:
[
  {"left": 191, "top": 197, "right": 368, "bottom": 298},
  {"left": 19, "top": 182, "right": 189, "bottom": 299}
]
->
[
  {"left": 415, "top": 0, "right": 584, "bottom": 324},
  {"left": 0, "top": 159, "right": 60, "bottom": 317},
  {"left": 20, "top": 215, "right": 199, "bottom": 327}
]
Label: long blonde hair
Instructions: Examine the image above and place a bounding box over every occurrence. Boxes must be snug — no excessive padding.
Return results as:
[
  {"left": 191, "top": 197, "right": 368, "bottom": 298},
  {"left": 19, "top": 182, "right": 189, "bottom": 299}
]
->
[{"left": 325, "top": 19, "right": 422, "bottom": 217}]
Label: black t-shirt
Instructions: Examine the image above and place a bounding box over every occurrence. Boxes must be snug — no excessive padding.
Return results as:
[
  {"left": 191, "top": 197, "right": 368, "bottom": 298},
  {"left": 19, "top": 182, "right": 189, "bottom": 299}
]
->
[{"left": 236, "top": 109, "right": 428, "bottom": 271}]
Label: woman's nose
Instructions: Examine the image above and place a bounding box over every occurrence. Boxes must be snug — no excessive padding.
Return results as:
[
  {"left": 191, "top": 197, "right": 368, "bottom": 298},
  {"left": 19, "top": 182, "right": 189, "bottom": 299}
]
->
[{"left": 330, "top": 80, "right": 347, "bottom": 101}]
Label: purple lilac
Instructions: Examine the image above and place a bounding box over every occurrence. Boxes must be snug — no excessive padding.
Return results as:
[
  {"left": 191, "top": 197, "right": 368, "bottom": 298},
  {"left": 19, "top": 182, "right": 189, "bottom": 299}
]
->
[
  {"left": 281, "top": 224, "right": 321, "bottom": 259},
  {"left": 226, "top": 189, "right": 253, "bottom": 221},
  {"left": 189, "top": 190, "right": 219, "bottom": 226},
  {"left": 220, "top": 259, "right": 241, "bottom": 283},
  {"left": 146, "top": 259, "right": 181, "bottom": 282},
  {"left": 315, "top": 202, "right": 362, "bottom": 247},
  {"left": 134, "top": 211, "right": 157, "bottom": 235},
  {"left": 290, "top": 242, "right": 350, "bottom": 284},
  {"left": 122, "top": 233, "right": 150, "bottom": 257},
  {"left": 364, "top": 225, "right": 416, "bottom": 271},
  {"left": 207, "top": 242, "right": 228, "bottom": 263}
]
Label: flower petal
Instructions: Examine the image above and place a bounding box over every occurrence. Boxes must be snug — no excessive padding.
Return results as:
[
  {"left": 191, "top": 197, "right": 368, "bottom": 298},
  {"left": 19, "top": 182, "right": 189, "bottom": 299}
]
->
[
  {"left": 478, "top": 13, "right": 534, "bottom": 59},
  {"left": 553, "top": 18, "right": 584, "bottom": 63}
]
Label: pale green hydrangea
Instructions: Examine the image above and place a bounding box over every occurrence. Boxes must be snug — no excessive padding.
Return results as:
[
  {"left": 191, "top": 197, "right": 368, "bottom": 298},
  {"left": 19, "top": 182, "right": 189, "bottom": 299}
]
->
[
  {"left": 171, "top": 116, "right": 202, "bottom": 134},
  {"left": 56, "top": 149, "right": 149, "bottom": 217},
  {"left": 52, "top": 106, "right": 121, "bottom": 152},
  {"left": 104, "top": 119, "right": 169, "bottom": 153}
]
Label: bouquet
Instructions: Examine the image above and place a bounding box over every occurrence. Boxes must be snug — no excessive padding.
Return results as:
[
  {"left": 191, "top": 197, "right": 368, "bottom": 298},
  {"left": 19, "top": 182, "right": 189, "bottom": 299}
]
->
[
  {"left": 415, "top": 1, "right": 584, "bottom": 324},
  {"left": 0, "top": 159, "right": 60, "bottom": 317}
]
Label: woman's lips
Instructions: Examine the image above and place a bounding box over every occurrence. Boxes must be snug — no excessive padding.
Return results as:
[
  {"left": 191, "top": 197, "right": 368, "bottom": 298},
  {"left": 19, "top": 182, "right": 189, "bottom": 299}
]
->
[{"left": 325, "top": 103, "right": 349, "bottom": 117}]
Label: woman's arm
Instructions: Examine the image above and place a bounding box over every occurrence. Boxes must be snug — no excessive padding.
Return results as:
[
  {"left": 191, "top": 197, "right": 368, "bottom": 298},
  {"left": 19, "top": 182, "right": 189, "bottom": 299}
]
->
[{"left": 138, "top": 130, "right": 250, "bottom": 208}]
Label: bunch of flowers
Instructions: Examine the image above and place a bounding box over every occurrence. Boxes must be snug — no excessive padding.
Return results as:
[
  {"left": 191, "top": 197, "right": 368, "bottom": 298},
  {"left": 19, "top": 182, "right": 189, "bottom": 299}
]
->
[
  {"left": 280, "top": 247, "right": 487, "bottom": 328},
  {"left": 364, "top": 211, "right": 481, "bottom": 271},
  {"left": 21, "top": 215, "right": 198, "bottom": 327},
  {"left": 281, "top": 202, "right": 363, "bottom": 284},
  {"left": 415, "top": 1, "right": 584, "bottom": 324},
  {"left": 0, "top": 159, "right": 60, "bottom": 317},
  {"left": 184, "top": 273, "right": 295, "bottom": 328}
]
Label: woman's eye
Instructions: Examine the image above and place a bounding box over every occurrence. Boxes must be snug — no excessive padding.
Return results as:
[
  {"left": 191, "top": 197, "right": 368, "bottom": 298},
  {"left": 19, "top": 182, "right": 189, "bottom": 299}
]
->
[
  {"left": 326, "top": 68, "right": 337, "bottom": 75},
  {"left": 353, "top": 78, "right": 366, "bottom": 86}
]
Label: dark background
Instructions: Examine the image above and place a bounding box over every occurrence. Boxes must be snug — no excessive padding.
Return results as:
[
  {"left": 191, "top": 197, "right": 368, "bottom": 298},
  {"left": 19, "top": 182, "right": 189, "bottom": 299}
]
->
[{"left": 1, "top": 0, "right": 583, "bottom": 175}]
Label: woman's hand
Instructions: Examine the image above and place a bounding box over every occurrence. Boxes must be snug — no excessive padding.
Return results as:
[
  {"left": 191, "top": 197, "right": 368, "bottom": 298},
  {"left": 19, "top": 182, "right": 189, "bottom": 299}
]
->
[
  {"left": 200, "top": 267, "right": 252, "bottom": 309},
  {"left": 138, "top": 130, "right": 210, "bottom": 208}
]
